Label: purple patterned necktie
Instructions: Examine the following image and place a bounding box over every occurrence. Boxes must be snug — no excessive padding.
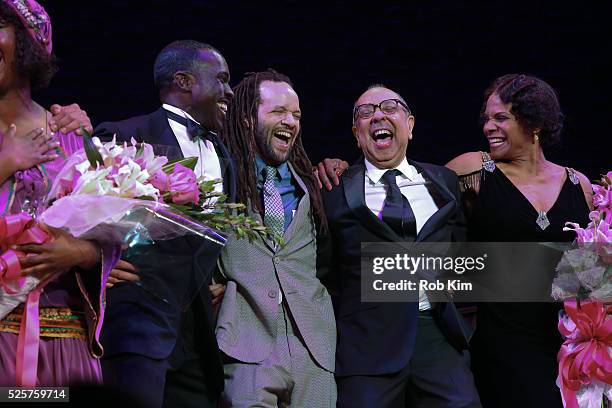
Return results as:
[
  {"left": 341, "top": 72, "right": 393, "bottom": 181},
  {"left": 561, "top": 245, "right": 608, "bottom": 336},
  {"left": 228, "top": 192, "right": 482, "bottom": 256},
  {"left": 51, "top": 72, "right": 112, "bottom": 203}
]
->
[{"left": 263, "top": 165, "right": 285, "bottom": 238}]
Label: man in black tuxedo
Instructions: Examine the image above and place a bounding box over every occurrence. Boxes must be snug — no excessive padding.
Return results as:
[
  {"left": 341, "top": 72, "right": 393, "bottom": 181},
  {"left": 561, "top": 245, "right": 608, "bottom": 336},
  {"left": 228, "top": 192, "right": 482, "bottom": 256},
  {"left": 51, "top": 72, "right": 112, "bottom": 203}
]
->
[
  {"left": 92, "top": 40, "right": 235, "bottom": 408},
  {"left": 322, "top": 85, "right": 481, "bottom": 407}
]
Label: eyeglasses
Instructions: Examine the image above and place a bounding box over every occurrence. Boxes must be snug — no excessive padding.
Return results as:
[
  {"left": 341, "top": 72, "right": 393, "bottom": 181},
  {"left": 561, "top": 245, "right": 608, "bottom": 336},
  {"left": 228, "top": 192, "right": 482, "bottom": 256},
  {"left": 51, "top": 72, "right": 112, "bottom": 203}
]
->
[{"left": 353, "top": 99, "right": 411, "bottom": 121}]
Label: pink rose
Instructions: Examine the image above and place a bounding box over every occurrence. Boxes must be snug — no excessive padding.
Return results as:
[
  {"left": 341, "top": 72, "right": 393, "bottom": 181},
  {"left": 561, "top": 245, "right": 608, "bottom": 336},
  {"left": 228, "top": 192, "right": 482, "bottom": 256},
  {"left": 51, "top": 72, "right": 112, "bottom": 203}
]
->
[
  {"left": 169, "top": 163, "right": 200, "bottom": 205},
  {"left": 150, "top": 171, "right": 170, "bottom": 192}
]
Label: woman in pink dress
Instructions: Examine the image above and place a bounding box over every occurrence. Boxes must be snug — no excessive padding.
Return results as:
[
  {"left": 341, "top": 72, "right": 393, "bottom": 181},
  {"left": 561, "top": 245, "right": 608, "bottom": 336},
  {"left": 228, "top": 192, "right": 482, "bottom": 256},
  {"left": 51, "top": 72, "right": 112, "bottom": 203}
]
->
[{"left": 0, "top": 0, "right": 110, "bottom": 386}]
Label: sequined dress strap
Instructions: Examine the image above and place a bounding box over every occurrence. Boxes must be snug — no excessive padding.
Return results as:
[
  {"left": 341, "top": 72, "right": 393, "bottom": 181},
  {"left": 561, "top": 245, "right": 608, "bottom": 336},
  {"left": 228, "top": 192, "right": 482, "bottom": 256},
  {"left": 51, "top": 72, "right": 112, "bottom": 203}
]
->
[{"left": 458, "top": 151, "right": 496, "bottom": 193}]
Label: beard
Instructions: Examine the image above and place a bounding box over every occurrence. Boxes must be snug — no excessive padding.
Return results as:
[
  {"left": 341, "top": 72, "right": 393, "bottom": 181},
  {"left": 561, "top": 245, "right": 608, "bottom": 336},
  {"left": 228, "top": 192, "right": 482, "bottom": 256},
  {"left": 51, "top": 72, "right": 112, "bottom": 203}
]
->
[{"left": 254, "top": 127, "right": 292, "bottom": 166}]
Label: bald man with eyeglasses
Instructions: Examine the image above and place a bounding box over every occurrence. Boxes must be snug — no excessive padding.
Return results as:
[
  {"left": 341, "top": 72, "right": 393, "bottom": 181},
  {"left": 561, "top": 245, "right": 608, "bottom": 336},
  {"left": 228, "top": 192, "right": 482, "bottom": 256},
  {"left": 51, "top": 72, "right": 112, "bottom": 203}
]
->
[{"left": 319, "top": 85, "right": 481, "bottom": 407}]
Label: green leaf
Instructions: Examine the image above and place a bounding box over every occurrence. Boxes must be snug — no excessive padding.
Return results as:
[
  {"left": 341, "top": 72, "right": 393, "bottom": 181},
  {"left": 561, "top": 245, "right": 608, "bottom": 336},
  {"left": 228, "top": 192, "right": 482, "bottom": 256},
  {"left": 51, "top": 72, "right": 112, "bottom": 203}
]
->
[
  {"left": 223, "top": 203, "right": 245, "bottom": 209},
  {"left": 82, "top": 126, "right": 104, "bottom": 168},
  {"left": 162, "top": 156, "right": 198, "bottom": 173},
  {"left": 135, "top": 195, "right": 157, "bottom": 201},
  {"left": 236, "top": 226, "right": 245, "bottom": 238},
  {"left": 162, "top": 187, "right": 282, "bottom": 246},
  {"left": 136, "top": 143, "right": 145, "bottom": 158}
]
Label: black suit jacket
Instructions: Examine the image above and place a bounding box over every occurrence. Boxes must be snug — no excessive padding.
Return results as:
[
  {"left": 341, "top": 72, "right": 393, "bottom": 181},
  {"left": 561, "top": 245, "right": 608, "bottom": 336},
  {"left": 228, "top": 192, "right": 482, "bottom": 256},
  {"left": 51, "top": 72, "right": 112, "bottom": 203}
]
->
[
  {"left": 322, "top": 158, "right": 470, "bottom": 377},
  {"left": 93, "top": 107, "right": 236, "bottom": 396}
]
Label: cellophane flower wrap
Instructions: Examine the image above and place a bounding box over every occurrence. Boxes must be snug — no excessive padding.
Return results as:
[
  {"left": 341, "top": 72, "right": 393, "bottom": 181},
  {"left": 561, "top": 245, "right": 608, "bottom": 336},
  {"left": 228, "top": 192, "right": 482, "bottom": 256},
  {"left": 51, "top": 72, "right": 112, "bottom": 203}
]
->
[
  {"left": 0, "top": 132, "right": 272, "bottom": 388},
  {"left": 34, "top": 134, "right": 270, "bottom": 310},
  {"left": 551, "top": 171, "right": 612, "bottom": 408}
]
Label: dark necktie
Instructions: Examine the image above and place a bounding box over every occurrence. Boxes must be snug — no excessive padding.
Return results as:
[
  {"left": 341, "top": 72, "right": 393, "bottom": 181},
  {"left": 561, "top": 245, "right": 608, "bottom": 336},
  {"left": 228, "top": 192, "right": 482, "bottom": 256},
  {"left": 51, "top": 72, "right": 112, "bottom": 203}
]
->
[
  {"left": 381, "top": 169, "right": 417, "bottom": 237},
  {"left": 165, "top": 109, "right": 214, "bottom": 142}
]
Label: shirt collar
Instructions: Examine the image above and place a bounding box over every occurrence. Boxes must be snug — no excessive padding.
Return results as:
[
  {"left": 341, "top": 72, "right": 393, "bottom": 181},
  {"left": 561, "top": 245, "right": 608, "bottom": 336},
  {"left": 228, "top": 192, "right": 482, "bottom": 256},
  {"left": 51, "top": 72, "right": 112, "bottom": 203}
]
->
[
  {"left": 255, "top": 155, "right": 291, "bottom": 181},
  {"left": 364, "top": 157, "right": 417, "bottom": 184},
  {"left": 162, "top": 103, "right": 200, "bottom": 126}
]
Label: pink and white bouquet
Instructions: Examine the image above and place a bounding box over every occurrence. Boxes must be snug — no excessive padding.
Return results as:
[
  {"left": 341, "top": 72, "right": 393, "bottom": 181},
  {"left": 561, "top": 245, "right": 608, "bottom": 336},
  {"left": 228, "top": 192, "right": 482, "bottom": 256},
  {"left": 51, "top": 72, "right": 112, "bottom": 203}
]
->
[
  {"left": 552, "top": 172, "right": 611, "bottom": 408},
  {"left": 0, "top": 133, "right": 270, "bottom": 387},
  {"left": 41, "top": 136, "right": 204, "bottom": 236},
  {"left": 1, "top": 136, "right": 219, "bottom": 320},
  {"left": 2, "top": 133, "right": 272, "bottom": 318}
]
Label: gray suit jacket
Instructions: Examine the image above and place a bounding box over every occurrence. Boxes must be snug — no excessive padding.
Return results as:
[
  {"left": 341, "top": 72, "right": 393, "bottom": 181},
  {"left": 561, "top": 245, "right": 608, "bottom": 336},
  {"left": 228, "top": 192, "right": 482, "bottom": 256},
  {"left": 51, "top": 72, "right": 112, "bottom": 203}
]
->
[{"left": 215, "top": 163, "right": 336, "bottom": 372}]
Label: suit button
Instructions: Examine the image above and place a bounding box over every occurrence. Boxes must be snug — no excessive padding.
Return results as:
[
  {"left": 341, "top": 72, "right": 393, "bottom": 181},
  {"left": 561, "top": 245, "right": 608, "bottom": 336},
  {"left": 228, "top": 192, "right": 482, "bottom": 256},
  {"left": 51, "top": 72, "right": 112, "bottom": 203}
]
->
[{"left": 268, "top": 290, "right": 277, "bottom": 298}]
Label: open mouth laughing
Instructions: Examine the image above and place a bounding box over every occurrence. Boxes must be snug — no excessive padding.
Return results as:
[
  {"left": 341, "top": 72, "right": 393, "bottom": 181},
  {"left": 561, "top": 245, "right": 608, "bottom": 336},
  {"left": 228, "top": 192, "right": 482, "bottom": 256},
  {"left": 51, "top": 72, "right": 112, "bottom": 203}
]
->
[
  {"left": 371, "top": 128, "right": 394, "bottom": 148},
  {"left": 217, "top": 101, "right": 228, "bottom": 115},
  {"left": 272, "top": 129, "right": 293, "bottom": 150},
  {"left": 488, "top": 136, "right": 506, "bottom": 148}
]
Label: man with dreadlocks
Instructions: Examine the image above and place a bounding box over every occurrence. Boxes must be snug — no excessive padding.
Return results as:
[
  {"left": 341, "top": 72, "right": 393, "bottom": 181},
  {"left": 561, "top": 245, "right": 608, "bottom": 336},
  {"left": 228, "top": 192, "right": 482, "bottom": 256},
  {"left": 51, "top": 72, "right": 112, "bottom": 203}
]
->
[{"left": 215, "top": 69, "right": 336, "bottom": 407}]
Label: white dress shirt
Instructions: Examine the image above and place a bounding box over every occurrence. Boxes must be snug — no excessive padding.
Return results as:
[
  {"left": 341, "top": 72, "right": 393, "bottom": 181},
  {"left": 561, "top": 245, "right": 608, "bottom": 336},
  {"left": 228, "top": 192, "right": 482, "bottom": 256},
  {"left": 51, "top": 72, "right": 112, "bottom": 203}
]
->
[
  {"left": 162, "top": 103, "right": 224, "bottom": 198},
  {"left": 364, "top": 158, "right": 438, "bottom": 311}
]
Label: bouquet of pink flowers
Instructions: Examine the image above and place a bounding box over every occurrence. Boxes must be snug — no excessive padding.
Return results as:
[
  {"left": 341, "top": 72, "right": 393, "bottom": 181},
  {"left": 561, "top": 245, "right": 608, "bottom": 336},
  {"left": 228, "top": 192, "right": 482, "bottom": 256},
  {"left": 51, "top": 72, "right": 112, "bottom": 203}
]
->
[
  {"left": 1, "top": 133, "right": 271, "bottom": 323},
  {"left": 42, "top": 134, "right": 271, "bottom": 303},
  {"left": 0, "top": 133, "right": 271, "bottom": 387},
  {"left": 552, "top": 172, "right": 611, "bottom": 408},
  {"left": 43, "top": 135, "right": 267, "bottom": 237},
  {"left": 42, "top": 136, "right": 209, "bottom": 234}
]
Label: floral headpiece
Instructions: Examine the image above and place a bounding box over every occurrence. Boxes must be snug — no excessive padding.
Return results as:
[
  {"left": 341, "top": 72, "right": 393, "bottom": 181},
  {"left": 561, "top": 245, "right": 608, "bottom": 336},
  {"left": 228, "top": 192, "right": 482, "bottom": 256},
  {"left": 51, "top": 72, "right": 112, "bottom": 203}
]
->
[{"left": 4, "top": 0, "right": 52, "bottom": 54}]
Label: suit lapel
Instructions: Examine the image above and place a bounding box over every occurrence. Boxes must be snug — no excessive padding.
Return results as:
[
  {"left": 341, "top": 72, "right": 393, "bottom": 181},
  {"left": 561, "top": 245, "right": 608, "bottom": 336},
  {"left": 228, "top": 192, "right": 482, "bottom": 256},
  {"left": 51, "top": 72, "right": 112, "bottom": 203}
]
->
[
  {"left": 208, "top": 133, "right": 237, "bottom": 203},
  {"left": 409, "top": 160, "right": 456, "bottom": 242},
  {"left": 245, "top": 201, "right": 275, "bottom": 253},
  {"left": 250, "top": 163, "right": 310, "bottom": 253},
  {"left": 343, "top": 163, "right": 400, "bottom": 242},
  {"left": 283, "top": 163, "right": 309, "bottom": 241}
]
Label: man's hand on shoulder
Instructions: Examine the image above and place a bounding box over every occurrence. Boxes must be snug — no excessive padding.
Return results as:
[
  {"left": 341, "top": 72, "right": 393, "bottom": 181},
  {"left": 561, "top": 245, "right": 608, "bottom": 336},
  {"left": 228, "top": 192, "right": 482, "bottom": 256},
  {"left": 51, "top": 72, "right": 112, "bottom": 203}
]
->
[
  {"left": 49, "top": 103, "right": 93, "bottom": 136},
  {"left": 314, "top": 158, "right": 348, "bottom": 191}
]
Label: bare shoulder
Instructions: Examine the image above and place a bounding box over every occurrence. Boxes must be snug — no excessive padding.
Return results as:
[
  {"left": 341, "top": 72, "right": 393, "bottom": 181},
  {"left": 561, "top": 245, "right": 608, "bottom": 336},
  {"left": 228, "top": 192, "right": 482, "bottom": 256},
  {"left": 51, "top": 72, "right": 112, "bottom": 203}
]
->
[{"left": 445, "top": 152, "right": 483, "bottom": 176}]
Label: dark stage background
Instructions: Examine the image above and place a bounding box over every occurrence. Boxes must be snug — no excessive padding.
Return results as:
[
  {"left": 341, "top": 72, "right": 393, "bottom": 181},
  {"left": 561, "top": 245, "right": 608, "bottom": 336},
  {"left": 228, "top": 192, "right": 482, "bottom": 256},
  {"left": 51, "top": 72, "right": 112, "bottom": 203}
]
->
[{"left": 38, "top": 1, "right": 609, "bottom": 178}]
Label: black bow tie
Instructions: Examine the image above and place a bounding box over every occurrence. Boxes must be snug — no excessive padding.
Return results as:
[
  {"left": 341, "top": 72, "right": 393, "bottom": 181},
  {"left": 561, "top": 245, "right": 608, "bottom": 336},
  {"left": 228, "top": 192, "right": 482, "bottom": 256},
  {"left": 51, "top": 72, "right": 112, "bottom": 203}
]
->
[{"left": 165, "top": 109, "right": 215, "bottom": 142}]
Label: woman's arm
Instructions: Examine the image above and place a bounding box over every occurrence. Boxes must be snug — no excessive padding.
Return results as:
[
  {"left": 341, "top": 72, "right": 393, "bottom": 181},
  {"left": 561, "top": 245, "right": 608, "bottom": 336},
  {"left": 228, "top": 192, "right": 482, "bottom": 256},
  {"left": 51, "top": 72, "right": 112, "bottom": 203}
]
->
[
  {"left": 574, "top": 170, "right": 595, "bottom": 211},
  {"left": 445, "top": 151, "right": 483, "bottom": 176}
]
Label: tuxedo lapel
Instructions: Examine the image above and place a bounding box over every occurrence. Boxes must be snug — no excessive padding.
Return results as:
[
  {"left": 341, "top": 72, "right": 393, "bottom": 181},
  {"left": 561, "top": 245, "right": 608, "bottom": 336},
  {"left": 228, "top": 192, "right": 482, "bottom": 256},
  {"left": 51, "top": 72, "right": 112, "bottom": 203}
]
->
[
  {"left": 150, "top": 108, "right": 237, "bottom": 201},
  {"left": 409, "top": 161, "right": 456, "bottom": 242},
  {"left": 343, "top": 163, "right": 400, "bottom": 242},
  {"left": 148, "top": 108, "right": 182, "bottom": 155}
]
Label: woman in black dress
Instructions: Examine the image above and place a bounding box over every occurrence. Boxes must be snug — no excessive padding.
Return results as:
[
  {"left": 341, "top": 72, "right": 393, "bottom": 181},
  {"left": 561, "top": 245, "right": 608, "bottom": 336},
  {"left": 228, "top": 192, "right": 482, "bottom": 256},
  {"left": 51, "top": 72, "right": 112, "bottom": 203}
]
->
[{"left": 447, "top": 74, "right": 593, "bottom": 407}]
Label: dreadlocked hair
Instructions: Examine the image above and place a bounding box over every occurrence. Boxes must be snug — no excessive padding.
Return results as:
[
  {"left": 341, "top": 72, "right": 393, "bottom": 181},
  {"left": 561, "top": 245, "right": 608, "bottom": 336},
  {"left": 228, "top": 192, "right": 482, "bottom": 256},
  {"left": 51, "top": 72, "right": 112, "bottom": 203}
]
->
[{"left": 221, "top": 69, "right": 328, "bottom": 233}]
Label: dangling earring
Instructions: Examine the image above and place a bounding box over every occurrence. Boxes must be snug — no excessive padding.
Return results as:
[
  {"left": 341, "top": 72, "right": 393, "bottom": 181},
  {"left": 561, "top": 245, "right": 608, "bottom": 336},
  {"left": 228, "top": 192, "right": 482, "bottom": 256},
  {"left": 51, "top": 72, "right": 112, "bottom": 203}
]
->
[{"left": 534, "top": 133, "right": 539, "bottom": 142}]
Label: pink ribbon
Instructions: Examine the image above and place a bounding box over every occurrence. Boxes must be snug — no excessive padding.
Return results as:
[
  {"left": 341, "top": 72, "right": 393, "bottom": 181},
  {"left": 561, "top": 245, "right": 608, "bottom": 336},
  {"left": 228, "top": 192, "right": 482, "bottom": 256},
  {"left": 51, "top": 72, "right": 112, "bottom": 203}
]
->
[
  {"left": 0, "top": 213, "right": 36, "bottom": 293},
  {"left": 0, "top": 213, "right": 51, "bottom": 387},
  {"left": 557, "top": 299, "right": 612, "bottom": 408}
]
